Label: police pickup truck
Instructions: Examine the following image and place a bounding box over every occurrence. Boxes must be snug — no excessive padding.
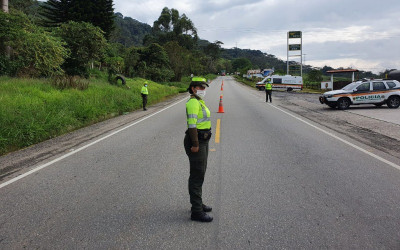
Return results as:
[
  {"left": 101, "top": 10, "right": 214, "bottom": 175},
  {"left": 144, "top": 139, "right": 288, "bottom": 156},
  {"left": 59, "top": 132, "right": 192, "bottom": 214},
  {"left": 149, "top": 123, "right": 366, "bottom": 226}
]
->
[{"left": 319, "top": 79, "right": 400, "bottom": 110}]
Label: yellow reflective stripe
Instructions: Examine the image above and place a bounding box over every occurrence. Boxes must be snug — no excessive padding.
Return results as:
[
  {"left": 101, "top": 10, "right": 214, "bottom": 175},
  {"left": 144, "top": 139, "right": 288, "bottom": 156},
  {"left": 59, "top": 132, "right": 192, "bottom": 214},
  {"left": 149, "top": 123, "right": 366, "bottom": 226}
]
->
[{"left": 186, "top": 98, "right": 211, "bottom": 129}]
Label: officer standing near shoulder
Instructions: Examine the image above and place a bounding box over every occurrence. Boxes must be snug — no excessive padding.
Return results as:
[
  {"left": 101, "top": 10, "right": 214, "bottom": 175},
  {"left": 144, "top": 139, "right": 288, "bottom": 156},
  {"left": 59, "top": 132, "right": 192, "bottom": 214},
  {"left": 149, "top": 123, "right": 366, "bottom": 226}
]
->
[
  {"left": 184, "top": 77, "right": 213, "bottom": 222},
  {"left": 265, "top": 78, "right": 272, "bottom": 103},
  {"left": 141, "top": 81, "right": 149, "bottom": 110}
]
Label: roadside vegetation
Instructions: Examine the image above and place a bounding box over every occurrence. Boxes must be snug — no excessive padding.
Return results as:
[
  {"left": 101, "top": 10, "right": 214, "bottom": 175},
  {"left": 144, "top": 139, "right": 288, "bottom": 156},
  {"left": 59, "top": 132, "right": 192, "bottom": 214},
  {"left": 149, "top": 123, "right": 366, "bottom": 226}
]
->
[
  {"left": 0, "top": 0, "right": 394, "bottom": 156},
  {"left": 0, "top": 76, "right": 179, "bottom": 155}
]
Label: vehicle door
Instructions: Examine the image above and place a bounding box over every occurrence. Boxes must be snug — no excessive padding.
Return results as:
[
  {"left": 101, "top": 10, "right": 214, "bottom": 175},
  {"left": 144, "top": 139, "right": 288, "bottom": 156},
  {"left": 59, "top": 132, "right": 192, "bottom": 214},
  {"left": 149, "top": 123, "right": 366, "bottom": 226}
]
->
[
  {"left": 352, "top": 82, "right": 372, "bottom": 104},
  {"left": 272, "top": 77, "right": 282, "bottom": 90},
  {"left": 370, "top": 81, "right": 387, "bottom": 103}
]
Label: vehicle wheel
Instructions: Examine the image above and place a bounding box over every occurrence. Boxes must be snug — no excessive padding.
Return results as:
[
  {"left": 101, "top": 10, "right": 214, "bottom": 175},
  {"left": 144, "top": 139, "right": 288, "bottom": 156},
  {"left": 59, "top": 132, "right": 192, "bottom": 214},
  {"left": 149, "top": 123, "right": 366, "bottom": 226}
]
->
[
  {"left": 387, "top": 96, "right": 400, "bottom": 108},
  {"left": 260, "top": 87, "right": 265, "bottom": 91},
  {"left": 328, "top": 103, "right": 337, "bottom": 109},
  {"left": 337, "top": 98, "right": 350, "bottom": 110},
  {"left": 287, "top": 87, "right": 293, "bottom": 92}
]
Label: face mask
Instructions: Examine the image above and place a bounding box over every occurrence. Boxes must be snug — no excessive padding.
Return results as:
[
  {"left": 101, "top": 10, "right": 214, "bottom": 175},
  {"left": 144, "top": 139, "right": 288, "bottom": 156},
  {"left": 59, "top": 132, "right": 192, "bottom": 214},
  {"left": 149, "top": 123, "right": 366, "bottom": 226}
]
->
[{"left": 196, "top": 89, "right": 206, "bottom": 98}]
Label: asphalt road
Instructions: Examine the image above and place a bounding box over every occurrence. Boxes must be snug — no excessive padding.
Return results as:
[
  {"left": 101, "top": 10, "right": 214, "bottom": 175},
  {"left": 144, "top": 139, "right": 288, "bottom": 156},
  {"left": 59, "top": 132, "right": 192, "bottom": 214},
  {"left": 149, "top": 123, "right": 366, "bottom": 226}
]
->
[{"left": 1, "top": 76, "right": 400, "bottom": 249}]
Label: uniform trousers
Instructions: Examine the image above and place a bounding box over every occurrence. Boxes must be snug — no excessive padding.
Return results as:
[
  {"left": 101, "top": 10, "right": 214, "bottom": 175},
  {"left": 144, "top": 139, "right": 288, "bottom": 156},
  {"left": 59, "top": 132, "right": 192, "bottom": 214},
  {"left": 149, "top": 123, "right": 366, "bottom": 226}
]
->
[
  {"left": 265, "top": 90, "right": 272, "bottom": 102},
  {"left": 141, "top": 94, "right": 148, "bottom": 109},
  {"left": 184, "top": 134, "right": 209, "bottom": 212}
]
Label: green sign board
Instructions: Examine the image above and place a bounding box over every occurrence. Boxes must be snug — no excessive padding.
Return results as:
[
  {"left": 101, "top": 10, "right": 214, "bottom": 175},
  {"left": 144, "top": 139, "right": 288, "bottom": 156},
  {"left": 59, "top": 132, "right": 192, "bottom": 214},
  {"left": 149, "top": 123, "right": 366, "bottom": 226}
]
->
[
  {"left": 289, "top": 31, "right": 301, "bottom": 38},
  {"left": 289, "top": 44, "right": 301, "bottom": 51}
]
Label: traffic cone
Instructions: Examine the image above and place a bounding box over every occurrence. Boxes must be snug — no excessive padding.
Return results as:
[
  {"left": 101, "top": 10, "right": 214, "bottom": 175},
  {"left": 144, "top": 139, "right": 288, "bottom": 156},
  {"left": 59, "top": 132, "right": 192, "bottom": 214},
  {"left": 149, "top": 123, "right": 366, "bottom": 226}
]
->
[
  {"left": 217, "top": 95, "right": 225, "bottom": 113},
  {"left": 221, "top": 83, "right": 224, "bottom": 91}
]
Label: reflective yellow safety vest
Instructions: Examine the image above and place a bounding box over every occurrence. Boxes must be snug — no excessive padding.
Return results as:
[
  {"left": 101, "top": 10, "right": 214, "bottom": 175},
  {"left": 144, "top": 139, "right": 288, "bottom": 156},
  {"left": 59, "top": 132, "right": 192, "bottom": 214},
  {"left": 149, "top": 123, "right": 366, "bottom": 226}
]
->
[
  {"left": 266, "top": 82, "right": 272, "bottom": 90},
  {"left": 186, "top": 98, "right": 211, "bottom": 130},
  {"left": 141, "top": 86, "right": 148, "bottom": 95}
]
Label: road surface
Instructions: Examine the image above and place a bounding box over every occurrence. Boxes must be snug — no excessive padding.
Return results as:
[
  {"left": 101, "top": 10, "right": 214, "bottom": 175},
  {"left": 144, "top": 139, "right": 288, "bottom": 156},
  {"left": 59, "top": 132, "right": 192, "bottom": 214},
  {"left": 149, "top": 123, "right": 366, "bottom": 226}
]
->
[{"left": 1, "top": 76, "right": 400, "bottom": 249}]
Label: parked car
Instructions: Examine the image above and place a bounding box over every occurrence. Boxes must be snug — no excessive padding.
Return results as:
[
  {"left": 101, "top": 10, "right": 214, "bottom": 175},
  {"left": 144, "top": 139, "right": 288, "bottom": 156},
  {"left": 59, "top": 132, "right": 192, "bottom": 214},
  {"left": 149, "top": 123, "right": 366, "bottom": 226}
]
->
[{"left": 319, "top": 79, "right": 400, "bottom": 110}]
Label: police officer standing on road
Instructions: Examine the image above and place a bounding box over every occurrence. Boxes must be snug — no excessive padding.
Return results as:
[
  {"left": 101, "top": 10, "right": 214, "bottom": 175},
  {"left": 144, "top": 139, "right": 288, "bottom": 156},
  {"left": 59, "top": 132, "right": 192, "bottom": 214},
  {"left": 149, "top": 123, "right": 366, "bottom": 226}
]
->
[
  {"left": 141, "top": 81, "right": 149, "bottom": 110},
  {"left": 265, "top": 78, "right": 272, "bottom": 103},
  {"left": 184, "top": 77, "right": 213, "bottom": 222}
]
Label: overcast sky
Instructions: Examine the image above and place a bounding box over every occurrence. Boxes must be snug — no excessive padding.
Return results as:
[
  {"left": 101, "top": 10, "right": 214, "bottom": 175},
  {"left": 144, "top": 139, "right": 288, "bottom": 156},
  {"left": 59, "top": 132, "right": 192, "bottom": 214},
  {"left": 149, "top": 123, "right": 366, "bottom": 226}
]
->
[{"left": 114, "top": 0, "right": 400, "bottom": 73}]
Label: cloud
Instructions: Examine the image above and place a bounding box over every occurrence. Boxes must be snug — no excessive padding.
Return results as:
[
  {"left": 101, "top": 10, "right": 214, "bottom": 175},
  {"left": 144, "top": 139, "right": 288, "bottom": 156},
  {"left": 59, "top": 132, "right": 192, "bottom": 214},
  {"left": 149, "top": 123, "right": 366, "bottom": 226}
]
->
[{"left": 113, "top": 0, "right": 400, "bottom": 72}]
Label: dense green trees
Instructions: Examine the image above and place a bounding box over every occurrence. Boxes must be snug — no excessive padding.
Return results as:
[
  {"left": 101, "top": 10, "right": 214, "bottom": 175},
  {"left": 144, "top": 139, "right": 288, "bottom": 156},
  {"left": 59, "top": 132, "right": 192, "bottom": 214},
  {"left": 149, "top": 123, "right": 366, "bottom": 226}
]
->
[
  {"left": 307, "top": 69, "right": 323, "bottom": 82},
  {"left": 145, "top": 7, "right": 198, "bottom": 50},
  {"left": 0, "top": 11, "right": 68, "bottom": 76},
  {"left": 41, "top": 0, "right": 114, "bottom": 39},
  {"left": 164, "top": 41, "right": 188, "bottom": 81},
  {"left": 232, "top": 58, "right": 253, "bottom": 74},
  {"left": 123, "top": 44, "right": 173, "bottom": 81},
  {"left": 111, "top": 13, "right": 152, "bottom": 47},
  {"left": 6, "top": 2, "right": 373, "bottom": 82},
  {"left": 56, "top": 21, "right": 107, "bottom": 77}
]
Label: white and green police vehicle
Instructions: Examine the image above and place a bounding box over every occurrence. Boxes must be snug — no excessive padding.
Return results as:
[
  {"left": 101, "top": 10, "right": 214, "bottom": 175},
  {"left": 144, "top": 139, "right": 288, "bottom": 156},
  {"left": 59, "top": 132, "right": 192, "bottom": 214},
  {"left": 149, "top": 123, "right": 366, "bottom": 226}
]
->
[{"left": 319, "top": 79, "right": 400, "bottom": 110}]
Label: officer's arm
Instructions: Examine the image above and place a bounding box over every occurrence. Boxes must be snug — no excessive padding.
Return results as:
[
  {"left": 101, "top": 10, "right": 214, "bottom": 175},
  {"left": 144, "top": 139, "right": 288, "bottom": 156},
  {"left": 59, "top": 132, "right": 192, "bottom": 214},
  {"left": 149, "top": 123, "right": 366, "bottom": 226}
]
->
[
  {"left": 188, "top": 128, "right": 199, "bottom": 147},
  {"left": 187, "top": 100, "right": 199, "bottom": 148}
]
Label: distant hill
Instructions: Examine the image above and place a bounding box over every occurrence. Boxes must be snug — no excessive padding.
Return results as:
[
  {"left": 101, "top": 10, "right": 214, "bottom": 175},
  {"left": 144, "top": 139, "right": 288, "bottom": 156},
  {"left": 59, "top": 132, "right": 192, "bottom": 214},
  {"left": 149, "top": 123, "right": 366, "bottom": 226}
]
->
[{"left": 110, "top": 12, "right": 152, "bottom": 47}]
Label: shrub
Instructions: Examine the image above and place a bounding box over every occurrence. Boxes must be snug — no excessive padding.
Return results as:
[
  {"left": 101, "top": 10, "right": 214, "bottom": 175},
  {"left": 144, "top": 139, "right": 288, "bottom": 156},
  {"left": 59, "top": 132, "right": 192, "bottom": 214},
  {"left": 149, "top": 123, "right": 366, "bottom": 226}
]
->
[{"left": 50, "top": 75, "right": 89, "bottom": 90}]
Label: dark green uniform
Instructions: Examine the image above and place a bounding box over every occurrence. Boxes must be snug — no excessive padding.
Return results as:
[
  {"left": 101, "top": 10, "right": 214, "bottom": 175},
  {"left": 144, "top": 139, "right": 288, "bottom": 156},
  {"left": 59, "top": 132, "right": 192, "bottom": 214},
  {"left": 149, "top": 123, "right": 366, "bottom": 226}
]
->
[
  {"left": 265, "top": 82, "right": 272, "bottom": 102},
  {"left": 184, "top": 96, "right": 211, "bottom": 213}
]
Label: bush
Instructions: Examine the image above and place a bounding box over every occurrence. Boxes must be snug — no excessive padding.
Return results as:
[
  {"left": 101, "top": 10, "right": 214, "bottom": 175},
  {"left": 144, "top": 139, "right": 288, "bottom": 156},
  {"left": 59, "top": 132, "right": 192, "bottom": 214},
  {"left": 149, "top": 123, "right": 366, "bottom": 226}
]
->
[
  {"left": 0, "top": 11, "right": 68, "bottom": 77},
  {"left": 56, "top": 21, "right": 107, "bottom": 77},
  {"left": 50, "top": 75, "right": 89, "bottom": 90}
]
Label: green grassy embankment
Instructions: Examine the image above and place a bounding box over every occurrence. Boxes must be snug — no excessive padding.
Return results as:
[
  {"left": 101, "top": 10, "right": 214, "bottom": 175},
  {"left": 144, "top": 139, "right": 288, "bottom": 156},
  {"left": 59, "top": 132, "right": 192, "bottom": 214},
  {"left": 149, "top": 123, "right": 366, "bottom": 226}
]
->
[{"left": 0, "top": 76, "right": 181, "bottom": 156}]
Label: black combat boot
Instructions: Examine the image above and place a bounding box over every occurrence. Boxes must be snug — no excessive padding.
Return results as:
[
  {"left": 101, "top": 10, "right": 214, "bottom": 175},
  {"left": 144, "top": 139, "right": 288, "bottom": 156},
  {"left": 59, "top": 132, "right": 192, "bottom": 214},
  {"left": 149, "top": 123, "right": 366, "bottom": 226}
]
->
[
  {"left": 191, "top": 212, "right": 213, "bottom": 222},
  {"left": 202, "top": 204, "right": 212, "bottom": 212}
]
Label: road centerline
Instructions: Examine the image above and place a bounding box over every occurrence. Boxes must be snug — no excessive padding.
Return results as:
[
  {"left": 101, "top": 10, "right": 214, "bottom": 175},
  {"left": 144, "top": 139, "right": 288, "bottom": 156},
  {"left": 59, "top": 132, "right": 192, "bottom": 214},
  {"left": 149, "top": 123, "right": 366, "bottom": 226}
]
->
[{"left": 215, "top": 119, "right": 221, "bottom": 143}]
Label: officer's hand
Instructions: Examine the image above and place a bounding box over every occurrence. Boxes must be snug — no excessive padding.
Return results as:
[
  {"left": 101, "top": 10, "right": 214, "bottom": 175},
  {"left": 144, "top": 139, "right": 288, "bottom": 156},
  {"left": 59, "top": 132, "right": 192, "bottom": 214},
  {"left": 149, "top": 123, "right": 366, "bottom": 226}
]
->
[{"left": 191, "top": 146, "right": 199, "bottom": 153}]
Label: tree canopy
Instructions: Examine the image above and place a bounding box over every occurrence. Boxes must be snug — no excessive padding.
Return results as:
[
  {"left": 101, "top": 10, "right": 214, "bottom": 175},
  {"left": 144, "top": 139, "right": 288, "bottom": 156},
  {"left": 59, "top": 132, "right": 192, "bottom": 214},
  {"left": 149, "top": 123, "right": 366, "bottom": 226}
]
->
[
  {"left": 41, "top": 0, "right": 114, "bottom": 39},
  {"left": 145, "top": 7, "right": 198, "bottom": 50}
]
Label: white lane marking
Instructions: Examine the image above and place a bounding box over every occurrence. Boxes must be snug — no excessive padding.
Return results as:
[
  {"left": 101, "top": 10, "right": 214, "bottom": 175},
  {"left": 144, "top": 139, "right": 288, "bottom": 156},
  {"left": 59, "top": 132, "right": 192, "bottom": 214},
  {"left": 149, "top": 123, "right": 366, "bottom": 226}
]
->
[
  {"left": 268, "top": 103, "right": 400, "bottom": 171},
  {"left": 0, "top": 97, "right": 188, "bottom": 189}
]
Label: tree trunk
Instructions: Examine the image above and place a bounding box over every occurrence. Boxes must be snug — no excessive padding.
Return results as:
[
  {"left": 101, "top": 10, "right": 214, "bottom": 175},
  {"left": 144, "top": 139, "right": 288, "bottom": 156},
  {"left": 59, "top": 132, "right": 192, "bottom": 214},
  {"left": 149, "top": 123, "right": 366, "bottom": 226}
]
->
[
  {"left": 2, "top": 0, "right": 8, "bottom": 13},
  {"left": 2, "top": 0, "right": 10, "bottom": 58}
]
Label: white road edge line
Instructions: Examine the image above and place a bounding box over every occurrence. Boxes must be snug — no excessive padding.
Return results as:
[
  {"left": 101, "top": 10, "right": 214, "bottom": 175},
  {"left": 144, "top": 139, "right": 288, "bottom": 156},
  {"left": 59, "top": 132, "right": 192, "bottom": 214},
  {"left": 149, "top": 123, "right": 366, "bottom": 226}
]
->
[
  {"left": 268, "top": 103, "right": 400, "bottom": 171},
  {"left": 0, "top": 97, "right": 188, "bottom": 189}
]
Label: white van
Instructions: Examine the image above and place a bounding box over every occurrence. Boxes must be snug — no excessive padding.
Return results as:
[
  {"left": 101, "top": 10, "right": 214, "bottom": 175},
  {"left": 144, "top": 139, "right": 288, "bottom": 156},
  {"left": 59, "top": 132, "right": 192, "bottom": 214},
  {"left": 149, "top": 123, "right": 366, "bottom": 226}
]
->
[{"left": 256, "top": 75, "right": 303, "bottom": 91}]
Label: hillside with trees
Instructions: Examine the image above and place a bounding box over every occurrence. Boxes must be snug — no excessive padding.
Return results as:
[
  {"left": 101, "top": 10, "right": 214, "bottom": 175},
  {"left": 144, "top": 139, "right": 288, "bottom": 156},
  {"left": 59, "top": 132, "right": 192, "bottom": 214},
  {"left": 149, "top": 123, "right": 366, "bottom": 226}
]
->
[
  {"left": 1, "top": 0, "right": 389, "bottom": 81},
  {"left": 110, "top": 13, "right": 152, "bottom": 47}
]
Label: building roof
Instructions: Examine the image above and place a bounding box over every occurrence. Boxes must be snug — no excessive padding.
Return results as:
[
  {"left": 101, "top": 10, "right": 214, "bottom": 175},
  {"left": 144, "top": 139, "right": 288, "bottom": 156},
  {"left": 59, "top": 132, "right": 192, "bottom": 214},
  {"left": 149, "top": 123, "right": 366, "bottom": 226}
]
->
[{"left": 326, "top": 69, "right": 359, "bottom": 73}]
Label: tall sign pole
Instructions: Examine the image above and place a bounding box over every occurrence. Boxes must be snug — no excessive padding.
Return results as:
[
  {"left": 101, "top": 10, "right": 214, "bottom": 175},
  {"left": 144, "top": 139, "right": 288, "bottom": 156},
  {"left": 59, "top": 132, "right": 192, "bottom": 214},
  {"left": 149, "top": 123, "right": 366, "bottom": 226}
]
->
[
  {"left": 287, "top": 32, "right": 289, "bottom": 75},
  {"left": 287, "top": 31, "right": 302, "bottom": 76}
]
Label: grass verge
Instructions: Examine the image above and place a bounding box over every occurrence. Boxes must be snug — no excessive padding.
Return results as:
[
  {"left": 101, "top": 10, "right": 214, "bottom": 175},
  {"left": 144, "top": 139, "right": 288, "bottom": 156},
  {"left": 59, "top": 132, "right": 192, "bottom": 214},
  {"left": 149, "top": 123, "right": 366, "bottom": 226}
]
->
[{"left": 0, "top": 76, "right": 179, "bottom": 155}]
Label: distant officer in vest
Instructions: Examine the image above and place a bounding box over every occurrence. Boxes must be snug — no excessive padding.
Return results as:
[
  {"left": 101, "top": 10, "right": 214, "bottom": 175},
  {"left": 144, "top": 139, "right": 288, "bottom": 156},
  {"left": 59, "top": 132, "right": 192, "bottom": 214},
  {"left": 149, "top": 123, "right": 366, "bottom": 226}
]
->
[
  {"left": 265, "top": 78, "right": 272, "bottom": 103},
  {"left": 141, "top": 81, "right": 149, "bottom": 110},
  {"left": 184, "top": 77, "right": 213, "bottom": 222}
]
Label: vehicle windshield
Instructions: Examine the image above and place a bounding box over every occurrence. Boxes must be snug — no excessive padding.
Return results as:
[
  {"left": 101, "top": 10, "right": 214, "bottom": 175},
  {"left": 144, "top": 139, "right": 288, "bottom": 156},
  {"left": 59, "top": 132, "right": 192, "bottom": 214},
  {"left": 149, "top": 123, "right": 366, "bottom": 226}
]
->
[{"left": 342, "top": 82, "right": 359, "bottom": 90}]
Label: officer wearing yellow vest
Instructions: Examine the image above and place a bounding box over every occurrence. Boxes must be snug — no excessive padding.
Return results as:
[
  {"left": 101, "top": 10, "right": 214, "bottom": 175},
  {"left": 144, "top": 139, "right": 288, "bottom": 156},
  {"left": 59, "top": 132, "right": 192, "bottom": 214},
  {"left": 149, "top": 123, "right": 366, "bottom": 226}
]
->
[
  {"left": 141, "top": 81, "right": 149, "bottom": 110},
  {"left": 265, "top": 78, "right": 272, "bottom": 103},
  {"left": 184, "top": 77, "right": 213, "bottom": 222}
]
